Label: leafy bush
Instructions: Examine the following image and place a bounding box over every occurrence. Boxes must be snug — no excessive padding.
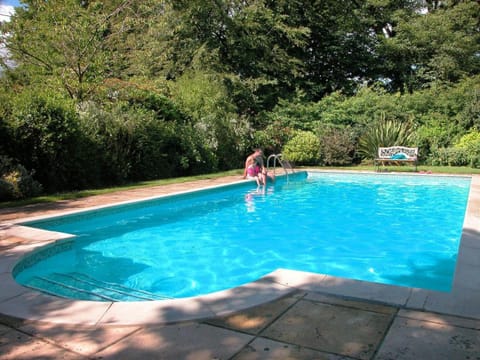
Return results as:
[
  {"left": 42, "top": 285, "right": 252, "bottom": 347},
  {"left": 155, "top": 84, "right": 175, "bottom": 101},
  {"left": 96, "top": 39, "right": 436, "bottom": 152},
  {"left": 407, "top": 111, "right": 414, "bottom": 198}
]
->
[
  {"left": 78, "top": 102, "right": 170, "bottom": 184},
  {"left": 190, "top": 115, "right": 248, "bottom": 173},
  {"left": 222, "top": 115, "right": 253, "bottom": 169},
  {"left": 454, "top": 131, "right": 480, "bottom": 167},
  {"left": 124, "top": 89, "right": 187, "bottom": 122},
  {"left": 413, "top": 111, "right": 461, "bottom": 159},
  {"left": 263, "top": 94, "right": 321, "bottom": 131},
  {"left": 253, "top": 121, "right": 295, "bottom": 155},
  {"left": 0, "top": 179, "right": 15, "bottom": 201},
  {"left": 427, "top": 131, "right": 480, "bottom": 167},
  {"left": 165, "top": 69, "right": 252, "bottom": 172},
  {"left": 128, "top": 118, "right": 179, "bottom": 180},
  {"left": 170, "top": 122, "right": 218, "bottom": 176},
  {"left": 319, "top": 126, "right": 358, "bottom": 166},
  {"left": 0, "top": 156, "right": 43, "bottom": 200},
  {"left": 282, "top": 131, "right": 321, "bottom": 165},
  {"left": 428, "top": 147, "right": 469, "bottom": 167},
  {"left": 8, "top": 91, "right": 83, "bottom": 192},
  {"left": 455, "top": 131, "right": 480, "bottom": 149},
  {"left": 78, "top": 99, "right": 220, "bottom": 183},
  {"left": 0, "top": 93, "right": 13, "bottom": 155}
]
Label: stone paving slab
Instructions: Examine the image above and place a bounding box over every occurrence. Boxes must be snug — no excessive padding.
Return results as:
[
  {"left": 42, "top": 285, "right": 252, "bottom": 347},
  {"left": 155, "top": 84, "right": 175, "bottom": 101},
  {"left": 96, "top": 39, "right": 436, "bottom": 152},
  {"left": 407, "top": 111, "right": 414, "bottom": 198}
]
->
[
  {"left": 232, "top": 336, "right": 352, "bottom": 360},
  {"left": 398, "top": 309, "right": 480, "bottom": 329},
  {"left": 0, "top": 290, "right": 112, "bottom": 325},
  {"left": 375, "top": 313, "right": 480, "bottom": 360},
  {"left": 408, "top": 287, "right": 480, "bottom": 320},
  {"left": 0, "top": 236, "right": 28, "bottom": 251},
  {"left": 2, "top": 290, "right": 480, "bottom": 359},
  {"left": 268, "top": 269, "right": 413, "bottom": 307},
  {"left": 16, "top": 322, "right": 142, "bottom": 356},
  {"left": 94, "top": 322, "right": 254, "bottom": 360},
  {"left": 260, "top": 298, "right": 395, "bottom": 360},
  {"left": 304, "top": 292, "right": 398, "bottom": 315},
  {"left": 0, "top": 325, "right": 85, "bottom": 359},
  {"left": 206, "top": 291, "right": 305, "bottom": 335}
]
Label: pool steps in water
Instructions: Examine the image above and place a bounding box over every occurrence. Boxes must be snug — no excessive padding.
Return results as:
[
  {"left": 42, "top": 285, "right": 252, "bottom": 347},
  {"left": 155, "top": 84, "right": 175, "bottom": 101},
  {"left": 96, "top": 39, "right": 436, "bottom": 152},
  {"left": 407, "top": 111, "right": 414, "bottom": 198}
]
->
[{"left": 23, "top": 273, "right": 171, "bottom": 302}]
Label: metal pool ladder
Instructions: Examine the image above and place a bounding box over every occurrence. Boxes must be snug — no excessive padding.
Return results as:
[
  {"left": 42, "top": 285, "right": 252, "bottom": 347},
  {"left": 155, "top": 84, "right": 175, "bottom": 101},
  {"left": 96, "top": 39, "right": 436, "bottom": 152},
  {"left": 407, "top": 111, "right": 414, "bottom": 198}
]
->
[{"left": 267, "top": 154, "right": 294, "bottom": 180}]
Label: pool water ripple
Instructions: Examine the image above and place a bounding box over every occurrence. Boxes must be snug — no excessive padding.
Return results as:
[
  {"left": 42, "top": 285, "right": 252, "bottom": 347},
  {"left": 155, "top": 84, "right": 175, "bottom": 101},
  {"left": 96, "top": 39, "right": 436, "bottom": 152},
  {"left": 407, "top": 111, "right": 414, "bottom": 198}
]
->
[{"left": 15, "top": 172, "right": 470, "bottom": 301}]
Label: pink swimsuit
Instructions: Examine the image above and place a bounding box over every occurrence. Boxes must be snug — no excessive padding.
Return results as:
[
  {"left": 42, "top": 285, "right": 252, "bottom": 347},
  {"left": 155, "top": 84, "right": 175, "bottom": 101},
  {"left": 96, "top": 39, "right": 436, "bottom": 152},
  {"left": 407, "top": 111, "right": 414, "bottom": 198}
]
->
[{"left": 247, "top": 164, "right": 260, "bottom": 177}]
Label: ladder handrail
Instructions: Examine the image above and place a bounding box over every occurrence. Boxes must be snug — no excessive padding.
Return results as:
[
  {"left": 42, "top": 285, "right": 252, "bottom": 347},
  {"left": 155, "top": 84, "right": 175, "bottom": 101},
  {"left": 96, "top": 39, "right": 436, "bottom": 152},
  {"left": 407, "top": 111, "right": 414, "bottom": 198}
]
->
[{"left": 266, "top": 153, "right": 294, "bottom": 178}]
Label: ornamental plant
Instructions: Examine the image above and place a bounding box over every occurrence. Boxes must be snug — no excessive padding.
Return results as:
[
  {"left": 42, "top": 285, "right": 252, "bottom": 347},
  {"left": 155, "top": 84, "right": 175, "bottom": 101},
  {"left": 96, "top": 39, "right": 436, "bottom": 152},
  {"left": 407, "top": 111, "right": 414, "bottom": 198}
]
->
[{"left": 282, "top": 130, "right": 321, "bottom": 165}]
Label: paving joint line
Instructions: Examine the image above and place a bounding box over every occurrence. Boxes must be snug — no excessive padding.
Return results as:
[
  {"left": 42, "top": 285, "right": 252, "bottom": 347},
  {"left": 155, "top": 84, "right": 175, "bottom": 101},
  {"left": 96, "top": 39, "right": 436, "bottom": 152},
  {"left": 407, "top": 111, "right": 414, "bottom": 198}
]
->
[{"left": 370, "top": 307, "right": 400, "bottom": 360}]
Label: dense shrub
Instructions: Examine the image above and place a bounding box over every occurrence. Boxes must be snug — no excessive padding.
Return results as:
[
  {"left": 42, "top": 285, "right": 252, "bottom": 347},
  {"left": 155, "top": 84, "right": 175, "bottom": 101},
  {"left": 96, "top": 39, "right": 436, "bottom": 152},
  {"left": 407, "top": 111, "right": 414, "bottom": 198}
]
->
[
  {"left": 7, "top": 91, "right": 84, "bottom": 192},
  {"left": 78, "top": 102, "right": 178, "bottom": 184},
  {"left": 78, "top": 100, "right": 221, "bottom": 183},
  {"left": 220, "top": 115, "right": 253, "bottom": 170},
  {"left": 414, "top": 113, "right": 460, "bottom": 160},
  {"left": 455, "top": 131, "right": 480, "bottom": 149},
  {"left": 0, "top": 71, "right": 478, "bottom": 199},
  {"left": 128, "top": 118, "right": 179, "bottom": 180},
  {"left": 0, "top": 179, "right": 15, "bottom": 201},
  {"left": 426, "top": 130, "right": 480, "bottom": 167},
  {"left": 263, "top": 95, "right": 321, "bottom": 131},
  {"left": 282, "top": 131, "right": 321, "bottom": 165},
  {"left": 164, "top": 122, "right": 217, "bottom": 177},
  {"left": 319, "top": 126, "right": 358, "bottom": 166},
  {"left": 82, "top": 105, "right": 142, "bottom": 183},
  {"left": 0, "top": 93, "right": 12, "bottom": 155},
  {"left": 0, "top": 156, "right": 42, "bottom": 200},
  {"left": 253, "top": 121, "right": 295, "bottom": 155},
  {"left": 168, "top": 70, "right": 247, "bottom": 171},
  {"left": 454, "top": 131, "right": 480, "bottom": 168},
  {"left": 429, "top": 147, "right": 469, "bottom": 167},
  {"left": 125, "top": 90, "right": 187, "bottom": 123}
]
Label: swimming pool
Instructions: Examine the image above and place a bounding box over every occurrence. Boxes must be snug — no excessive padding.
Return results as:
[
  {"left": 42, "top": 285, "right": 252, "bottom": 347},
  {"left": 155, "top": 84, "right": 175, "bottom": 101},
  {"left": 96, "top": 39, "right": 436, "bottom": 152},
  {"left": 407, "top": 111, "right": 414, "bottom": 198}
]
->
[{"left": 14, "top": 171, "right": 470, "bottom": 301}]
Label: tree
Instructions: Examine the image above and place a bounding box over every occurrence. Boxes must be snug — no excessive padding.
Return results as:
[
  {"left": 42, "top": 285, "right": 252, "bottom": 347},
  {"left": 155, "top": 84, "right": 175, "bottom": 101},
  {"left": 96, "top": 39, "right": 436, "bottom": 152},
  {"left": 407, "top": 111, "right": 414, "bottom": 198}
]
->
[
  {"left": 379, "top": 1, "right": 480, "bottom": 92},
  {"left": 0, "top": 0, "right": 143, "bottom": 100},
  {"left": 158, "top": 0, "right": 310, "bottom": 114}
]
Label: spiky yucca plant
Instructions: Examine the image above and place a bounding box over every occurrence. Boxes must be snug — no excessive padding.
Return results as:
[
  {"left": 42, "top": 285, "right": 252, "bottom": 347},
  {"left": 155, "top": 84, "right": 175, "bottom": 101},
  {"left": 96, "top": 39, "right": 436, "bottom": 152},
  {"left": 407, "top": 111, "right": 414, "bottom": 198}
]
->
[{"left": 358, "top": 120, "right": 414, "bottom": 160}]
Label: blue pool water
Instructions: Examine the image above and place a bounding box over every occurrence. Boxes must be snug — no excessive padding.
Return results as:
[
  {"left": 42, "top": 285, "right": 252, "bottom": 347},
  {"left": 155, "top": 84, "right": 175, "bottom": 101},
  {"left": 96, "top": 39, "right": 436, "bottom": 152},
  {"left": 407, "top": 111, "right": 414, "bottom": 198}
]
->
[{"left": 15, "top": 172, "right": 471, "bottom": 301}]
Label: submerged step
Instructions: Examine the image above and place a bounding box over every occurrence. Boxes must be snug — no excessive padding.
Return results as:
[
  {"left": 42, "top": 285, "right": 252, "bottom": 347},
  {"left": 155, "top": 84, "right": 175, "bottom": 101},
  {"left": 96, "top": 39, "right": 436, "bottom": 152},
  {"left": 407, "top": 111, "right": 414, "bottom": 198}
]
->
[
  {"left": 24, "top": 273, "right": 172, "bottom": 302},
  {"left": 68, "top": 272, "right": 172, "bottom": 300},
  {"left": 27, "top": 276, "right": 114, "bottom": 301}
]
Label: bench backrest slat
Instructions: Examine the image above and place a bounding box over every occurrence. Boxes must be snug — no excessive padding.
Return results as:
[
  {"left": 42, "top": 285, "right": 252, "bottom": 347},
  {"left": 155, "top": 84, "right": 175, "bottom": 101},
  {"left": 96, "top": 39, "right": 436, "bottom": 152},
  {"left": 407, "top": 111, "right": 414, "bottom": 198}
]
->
[{"left": 378, "top": 146, "right": 418, "bottom": 159}]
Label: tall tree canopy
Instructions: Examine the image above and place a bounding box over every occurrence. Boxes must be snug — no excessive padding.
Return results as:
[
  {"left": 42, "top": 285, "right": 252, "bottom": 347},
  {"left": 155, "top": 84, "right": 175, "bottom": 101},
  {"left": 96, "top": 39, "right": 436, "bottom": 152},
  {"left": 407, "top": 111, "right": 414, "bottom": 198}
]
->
[
  {"left": 1, "top": 0, "right": 151, "bottom": 100},
  {"left": 2, "top": 0, "right": 478, "bottom": 109},
  {"left": 380, "top": 0, "right": 480, "bottom": 92}
]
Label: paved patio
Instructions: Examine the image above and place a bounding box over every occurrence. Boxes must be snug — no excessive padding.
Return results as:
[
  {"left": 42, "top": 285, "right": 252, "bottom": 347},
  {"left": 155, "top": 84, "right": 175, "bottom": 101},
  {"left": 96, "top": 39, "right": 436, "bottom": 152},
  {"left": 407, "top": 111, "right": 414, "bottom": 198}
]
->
[{"left": 1, "top": 172, "right": 480, "bottom": 359}]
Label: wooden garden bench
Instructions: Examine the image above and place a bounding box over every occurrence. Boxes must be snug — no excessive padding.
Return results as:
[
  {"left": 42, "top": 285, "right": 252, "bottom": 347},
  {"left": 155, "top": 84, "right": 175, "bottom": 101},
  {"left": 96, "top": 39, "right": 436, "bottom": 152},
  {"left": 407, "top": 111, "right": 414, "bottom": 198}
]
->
[{"left": 375, "top": 146, "right": 418, "bottom": 172}]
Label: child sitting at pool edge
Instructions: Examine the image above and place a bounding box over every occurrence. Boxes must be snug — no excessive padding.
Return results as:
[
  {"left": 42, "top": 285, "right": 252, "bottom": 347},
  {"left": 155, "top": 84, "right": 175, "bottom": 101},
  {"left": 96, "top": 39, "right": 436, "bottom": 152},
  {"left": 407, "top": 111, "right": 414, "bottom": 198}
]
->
[{"left": 243, "top": 148, "right": 274, "bottom": 185}]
